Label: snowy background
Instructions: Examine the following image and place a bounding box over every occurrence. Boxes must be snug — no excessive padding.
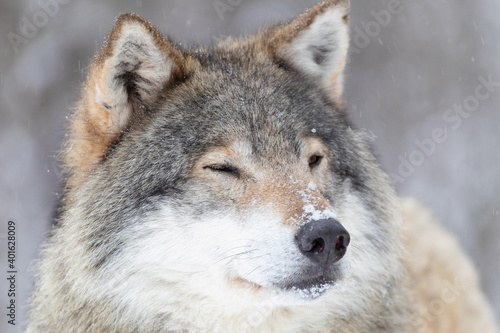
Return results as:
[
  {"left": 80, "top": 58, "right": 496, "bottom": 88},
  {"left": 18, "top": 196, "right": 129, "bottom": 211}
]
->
[{"left": 0, "top": 0, "right": 499, "bottom": 331}]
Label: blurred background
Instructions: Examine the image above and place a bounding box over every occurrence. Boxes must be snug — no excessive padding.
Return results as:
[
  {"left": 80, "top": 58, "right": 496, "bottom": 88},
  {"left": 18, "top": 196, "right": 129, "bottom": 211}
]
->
[{"left": 0, "top": 0, "right": 498, "bottom": 331}]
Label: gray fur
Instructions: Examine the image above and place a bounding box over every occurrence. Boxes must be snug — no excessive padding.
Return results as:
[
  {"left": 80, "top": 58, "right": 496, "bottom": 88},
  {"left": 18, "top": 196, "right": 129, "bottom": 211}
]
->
[{"left": 27, "top": 3, "right": 497, "bottom": 333}]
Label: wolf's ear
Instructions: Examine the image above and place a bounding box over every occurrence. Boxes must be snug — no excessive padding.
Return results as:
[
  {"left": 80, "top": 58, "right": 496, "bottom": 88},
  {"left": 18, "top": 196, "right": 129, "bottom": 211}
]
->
[
  {"left": 268, "top": 0, "right": 350, "bottom": 103},
  {"left": 84, "top": 13, "right": 186, "bottom": 131},
  {"left": 66, "top": 14, "right": 188, "bottom": 187}
]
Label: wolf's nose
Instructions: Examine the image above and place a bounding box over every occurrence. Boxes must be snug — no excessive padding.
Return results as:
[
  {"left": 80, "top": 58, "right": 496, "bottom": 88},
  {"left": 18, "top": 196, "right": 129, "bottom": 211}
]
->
[{"left": 295, "top": 219, "right": 350, "bottom": 267}]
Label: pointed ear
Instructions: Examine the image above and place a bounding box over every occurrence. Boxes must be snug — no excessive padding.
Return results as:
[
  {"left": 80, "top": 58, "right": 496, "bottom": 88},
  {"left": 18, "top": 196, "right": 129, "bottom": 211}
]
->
[
  {"left": 66, "top": 14, "right": 190, "bottom": 187},
  {"left": 86, "top": 13, "right": 186, "bottom": 131},
  {"left": 268, "top": 0, "right": 350, "bottom": 103}
]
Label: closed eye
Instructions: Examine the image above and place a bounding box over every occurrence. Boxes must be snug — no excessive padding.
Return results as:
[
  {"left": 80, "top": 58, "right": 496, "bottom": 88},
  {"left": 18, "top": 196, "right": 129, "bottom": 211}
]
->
[{"left": 204, "top": 164, "right": 240, "bottom": 177}]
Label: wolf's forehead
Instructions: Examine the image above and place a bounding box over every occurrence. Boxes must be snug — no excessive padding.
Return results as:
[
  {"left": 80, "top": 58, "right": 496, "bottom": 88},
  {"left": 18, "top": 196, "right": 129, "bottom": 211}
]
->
[
  {"left": 205, "top": 133, "right": 302, "bottom": 164},
  {"left": 231, "top": 138, "right": 300, "bottom": 161},
  {"left": 232, "top": 141, "right": 253, "bottom": 156},
  {"left": 203, "top": 135, "right": 326, "bottom": 166}
]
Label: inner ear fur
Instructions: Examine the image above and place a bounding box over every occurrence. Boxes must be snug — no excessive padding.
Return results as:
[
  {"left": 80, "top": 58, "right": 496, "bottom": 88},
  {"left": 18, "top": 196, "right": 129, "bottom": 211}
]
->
[
  {"left": 267, "top": 0, "right": 350, "bottom": 104},
  {"left": 64, "top": 13, "right": 191, "bottom": 190}
]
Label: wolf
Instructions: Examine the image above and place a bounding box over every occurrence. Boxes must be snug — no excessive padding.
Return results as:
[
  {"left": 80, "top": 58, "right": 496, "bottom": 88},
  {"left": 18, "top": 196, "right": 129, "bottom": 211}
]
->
[{"left": 27, "top": 0, "right": 497, "bottom": 332}]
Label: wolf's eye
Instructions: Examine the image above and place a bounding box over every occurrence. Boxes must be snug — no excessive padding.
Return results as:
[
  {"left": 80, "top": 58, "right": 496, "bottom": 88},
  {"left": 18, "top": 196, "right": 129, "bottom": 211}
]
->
[
  {"left": 308, "top": 155, "right": 323, "bottom": 168},
  {"left": 204, "top": 164, "right": 240, "bottom": 177}
]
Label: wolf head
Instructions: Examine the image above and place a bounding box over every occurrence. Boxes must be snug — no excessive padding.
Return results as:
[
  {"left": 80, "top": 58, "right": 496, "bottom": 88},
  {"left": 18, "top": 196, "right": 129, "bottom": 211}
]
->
[{"left": 33, "top": 1, "right": 409, "bottom": 332}]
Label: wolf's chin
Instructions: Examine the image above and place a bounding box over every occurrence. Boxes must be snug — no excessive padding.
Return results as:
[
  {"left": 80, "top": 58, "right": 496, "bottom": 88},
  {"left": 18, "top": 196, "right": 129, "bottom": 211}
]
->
[{"left": 287, "top": 282, "right": 334, "bottom": 300}]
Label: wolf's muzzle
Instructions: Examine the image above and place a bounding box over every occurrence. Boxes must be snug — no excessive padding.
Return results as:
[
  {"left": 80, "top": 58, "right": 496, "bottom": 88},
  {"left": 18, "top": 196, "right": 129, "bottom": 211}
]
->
[{"left": 295, "top": 219, "right": 350, "bottom": 268}]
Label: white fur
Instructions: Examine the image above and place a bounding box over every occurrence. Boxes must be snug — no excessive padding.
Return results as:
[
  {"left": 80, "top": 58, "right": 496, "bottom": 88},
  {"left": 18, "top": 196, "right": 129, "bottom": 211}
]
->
[{"left": 74, "top": 184, "right": 399, "bottom": 332}]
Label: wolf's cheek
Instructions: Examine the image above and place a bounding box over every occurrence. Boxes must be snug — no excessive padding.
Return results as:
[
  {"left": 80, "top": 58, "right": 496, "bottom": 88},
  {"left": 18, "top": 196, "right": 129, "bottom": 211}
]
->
[
  {"left": 333, "top": 191, "right": 403, "bottom": 285},
  {"left": 113, "top": 200, "right": 354, "bottom": 301}
]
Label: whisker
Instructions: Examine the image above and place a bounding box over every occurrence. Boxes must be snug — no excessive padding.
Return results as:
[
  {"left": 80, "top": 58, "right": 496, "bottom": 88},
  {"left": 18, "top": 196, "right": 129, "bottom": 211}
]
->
[
  {"left": 213, "top": 250, "right": 254, "bottom": 266},
  {"left": 218, "top": 245, "right": 252, "bottom": 256},
  {"left": 238, "top": 252, "right": 271, "bottom": 263},
  {"left": 241, "top": 265, "right": 264, "bottom": 281}
]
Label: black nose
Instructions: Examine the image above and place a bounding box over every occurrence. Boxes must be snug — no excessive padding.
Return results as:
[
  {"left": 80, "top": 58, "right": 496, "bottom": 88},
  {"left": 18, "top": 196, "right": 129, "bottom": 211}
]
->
[{"left": 295, "top": 219, "right": 350, "bottom": 267}]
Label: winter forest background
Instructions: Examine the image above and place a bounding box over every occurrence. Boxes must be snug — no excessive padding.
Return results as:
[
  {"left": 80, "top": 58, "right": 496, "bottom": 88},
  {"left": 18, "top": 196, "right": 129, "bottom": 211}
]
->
[{"left": 1, "top": 0, "right": 499, "bottom": 331}]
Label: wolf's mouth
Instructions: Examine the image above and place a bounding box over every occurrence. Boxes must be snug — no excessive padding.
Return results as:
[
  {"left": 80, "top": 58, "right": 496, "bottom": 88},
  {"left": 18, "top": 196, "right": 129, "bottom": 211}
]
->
[
  {"left": 229, "top": 276, "right": 264, "bottom": 293},
  {"left": 230, "top": 275, "right": 334, "bottom": 300},
  {"left": 279, "top": 276, "right": 335, "bottom": 299},
  {"left": 229, "top": 274, "right": 334, "bottom": 298}
]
